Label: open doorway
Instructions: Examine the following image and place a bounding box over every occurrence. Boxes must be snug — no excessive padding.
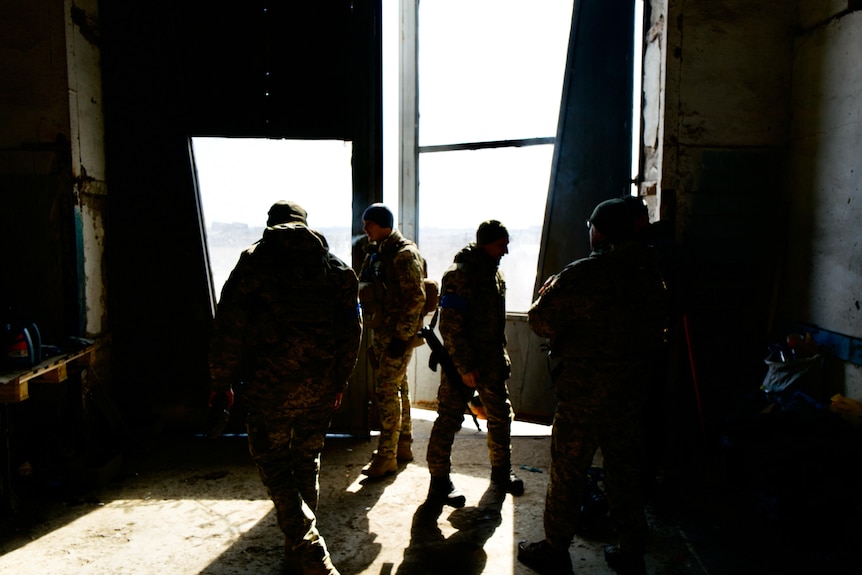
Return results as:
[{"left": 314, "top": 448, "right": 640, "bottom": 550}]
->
[{"left": 190, "top": 137, "right": 354, "bottom": 304}]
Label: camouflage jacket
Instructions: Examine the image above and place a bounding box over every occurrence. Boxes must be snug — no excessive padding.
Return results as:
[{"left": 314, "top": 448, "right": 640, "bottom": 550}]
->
[
  {"left": 439, "top": 244, "right": 511, "bottom": 381},
  {"left": 359, "top": 229, "right": 426, "bottom": 343},
  {"left": 528, "top": 241, "right": 668, "bottom": 362},
  {"left": 209, "top": 223, "right": 362, "bottom": 411}
]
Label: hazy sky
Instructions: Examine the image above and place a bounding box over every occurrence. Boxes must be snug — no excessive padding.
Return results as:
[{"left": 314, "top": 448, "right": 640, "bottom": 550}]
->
[{"left": 192, "top": 138, "right": 354, "bottom": 229}]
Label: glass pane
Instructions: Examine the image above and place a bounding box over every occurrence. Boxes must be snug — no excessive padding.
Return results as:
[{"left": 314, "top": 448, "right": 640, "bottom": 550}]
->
[
  {"left": 191, "top": 137, "right": 353, "bottom": 299},
  {"left": 418, "top": 0, "right": 573, "bottom": 146},
  {"left": 417, "top": 145, "right": 553, "bottom": 312}
]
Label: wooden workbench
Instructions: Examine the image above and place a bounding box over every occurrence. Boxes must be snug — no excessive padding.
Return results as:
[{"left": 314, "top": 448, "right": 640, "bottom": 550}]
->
[{"left": 0, "top": 345, "right": 95, "bottom": 403}]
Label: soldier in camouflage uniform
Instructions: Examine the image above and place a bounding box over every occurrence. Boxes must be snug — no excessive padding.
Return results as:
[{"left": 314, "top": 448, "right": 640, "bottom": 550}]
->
[
  {"left": 209, "top": 200, "right": 362, "bottom": 575},
  {"left": 425, "top": 220, "right": 524, "bottom": 508},
  {"left": 358, "top": 203, "right": 427, "bottom": 478},
  {"left": 517, "top": 198, "right": 668, "bottom": 575}
]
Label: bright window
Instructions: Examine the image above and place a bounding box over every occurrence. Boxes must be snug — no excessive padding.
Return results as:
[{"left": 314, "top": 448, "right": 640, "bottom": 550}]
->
[
  {"left": 417, "top": 1, "right": 571, "bottom": 147},
  {"left": 389, "top": 0, "right": 574, "bottom": 312},
  {"left": 417, "top": 145, "right": 552, "bottom": 310}
]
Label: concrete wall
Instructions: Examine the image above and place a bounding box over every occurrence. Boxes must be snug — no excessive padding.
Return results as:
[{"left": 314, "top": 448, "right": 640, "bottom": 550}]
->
[
  {"left": 65, "top": 0, "right": 108, "bottom": 337},
  {"left": 786, "top": 3, "right": 862, "bottom": 397},
  {"left": 0, "top": 0, "right": 69, "bottom": 342},
  {"left": 660, "top": 0, "right": 797, "bottom": 421},
  {"left": 0, "top": 1, "right": 69, "bottom": 148},
  {"left": 659, "top": 0, "right": 862, "bottom": 413},
  {"left": 641, "top": 0, "right": 668, "bottom": 218},
  {"left": 0, "top": 0, "right": 106, "bottom": 345}
]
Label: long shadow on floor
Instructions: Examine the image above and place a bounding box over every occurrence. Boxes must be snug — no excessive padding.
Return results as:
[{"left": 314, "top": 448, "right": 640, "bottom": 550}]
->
[{"left": 395, "top": 486, "right": 506, "bottom": 575}]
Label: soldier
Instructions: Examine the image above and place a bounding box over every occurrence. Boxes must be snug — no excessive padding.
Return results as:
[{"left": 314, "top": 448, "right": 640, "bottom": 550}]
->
[
  {"left": 517, "top": 198, "right": 668, "bottom": 575},
  {"left": 208, "top": 200, "right": 362, "bottom": 575},
  {"left": 358, "top": 203, "right": 427, "bottom": 478},
  {"left": 425, "top": 220, "right": 524, "bottom": 508}
]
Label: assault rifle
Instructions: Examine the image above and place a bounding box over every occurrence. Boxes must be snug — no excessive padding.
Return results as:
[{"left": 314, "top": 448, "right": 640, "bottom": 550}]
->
[{"left": 417, "top": 309, "right": 481, "bottom": 431}]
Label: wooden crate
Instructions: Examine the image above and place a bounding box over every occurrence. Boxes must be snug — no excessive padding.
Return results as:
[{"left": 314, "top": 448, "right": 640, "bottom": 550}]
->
[
  {"left": 0, "top": 380, "right": 28, "bottom": 403},
  {"left": 0, "top": 346, "right": 95, "bottom": 404}
]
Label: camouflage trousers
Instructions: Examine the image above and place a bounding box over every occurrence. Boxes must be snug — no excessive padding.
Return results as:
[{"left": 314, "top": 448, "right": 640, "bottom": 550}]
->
[
  {"left": 544, "top": 395, "right": 648, "bottom": 554},
  {"left": 426, "top": 371, "right": 514, "bottom": 477},
  {"left": 245, "top": 408, "right": 332, "bottom": 550},
  {"left": 372, "top": 344, "right": 414, "bottom": 459}
]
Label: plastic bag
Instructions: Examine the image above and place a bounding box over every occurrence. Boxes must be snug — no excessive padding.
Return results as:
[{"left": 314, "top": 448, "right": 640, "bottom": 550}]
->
[{"left": 761, "top": 353, "right": 823, "bottom": 408}]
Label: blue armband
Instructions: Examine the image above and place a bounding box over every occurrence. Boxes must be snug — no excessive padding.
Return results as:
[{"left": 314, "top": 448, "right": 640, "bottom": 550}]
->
[{"left": 440, "top": 293, "right": 469, "bottom": 310}]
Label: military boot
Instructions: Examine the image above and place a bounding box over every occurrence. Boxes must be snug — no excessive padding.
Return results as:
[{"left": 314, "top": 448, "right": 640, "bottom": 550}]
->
[
  {"left": 300, "top": 537, "right": 340, "bottom": 575},
  {"left": 427, "top": 475, "right": 466, "bottom": 508},
  {"left": 603, "top": 544, "right": 646, "bottom": 575},
  {"left": 283, "top": 540, "right": 302, "bottom": 575},
  {"left": 396, "top": 434, "right": 414, "bottom": 462},
  {"left": 517, "top": 540, "right": 574, "bottom": 575},
  {"left": 361, "top": 454, "right": 397, "bottom": 479},
  {"left": 491, "top": 465, "right": 525, "bottom": 495}
]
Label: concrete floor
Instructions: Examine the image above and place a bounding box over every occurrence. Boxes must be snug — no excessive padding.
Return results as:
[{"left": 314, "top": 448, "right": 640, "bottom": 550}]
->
[{"left": 1, "top": 408, "right": 859, "bottom": 574}]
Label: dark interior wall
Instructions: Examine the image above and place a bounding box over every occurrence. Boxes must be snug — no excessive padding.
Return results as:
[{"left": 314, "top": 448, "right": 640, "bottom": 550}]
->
[
  {"left": 179, "top": 2, "right": 352, "bottom": 139},
  {"left": 0, "top": 174, "right": 77, "bottom": 343},
  {"left": 782, "top": 6, "right": 862, "bottom": 397},
  {"left": 99, "top": 0, "right": 378, "bottom": 421},
  {"left": 662, "top": 0, "right": 795, "bottom": 425},
  {"left": 0, "top": 0, "right": 79, "bottom": 343},
  {"left": 100, "top": 1, "right": 211, "bottom": 416}
]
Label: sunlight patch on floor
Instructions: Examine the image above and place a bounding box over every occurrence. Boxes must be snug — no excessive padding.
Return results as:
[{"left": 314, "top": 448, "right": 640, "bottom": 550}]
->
[
  {"left": 0, "top": 498, "right": 274, "bottom": 574},
  {"left": 410, "top": 406, "right": 551, "bottom": 436}
]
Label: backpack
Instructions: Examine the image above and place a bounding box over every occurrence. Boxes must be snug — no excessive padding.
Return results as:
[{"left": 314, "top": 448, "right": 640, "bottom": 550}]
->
[
  {"left": 421, "top": 274, "right": 439, "bottom": 317},
  {"left": 237, "top": 225, "right": 349, "bottom": 353}
]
